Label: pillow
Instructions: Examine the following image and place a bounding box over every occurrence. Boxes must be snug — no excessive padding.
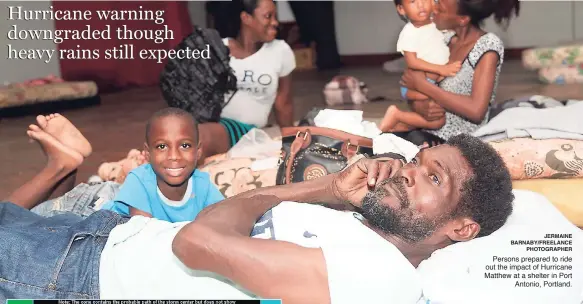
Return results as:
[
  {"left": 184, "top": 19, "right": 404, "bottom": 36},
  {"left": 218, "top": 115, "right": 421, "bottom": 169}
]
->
[
  {"left": 0, "top": 81, "right": 98, "bottom": 109},
  {"left": 538, "top": 64, "right": 583, "bottom": 84},
  {"left": 522, "top": 44, "right": 583, "bottom": 70},
  {"left": 417, "top": 190, "right": 583, "bottom": 304},
  {"left": 513, "top": 179, "right": 583, "bottom": 227}
]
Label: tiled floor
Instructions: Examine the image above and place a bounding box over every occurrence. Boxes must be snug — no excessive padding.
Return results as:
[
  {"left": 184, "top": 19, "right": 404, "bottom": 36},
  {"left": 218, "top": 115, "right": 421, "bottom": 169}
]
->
[{"left": 1, "top": 60, "right": 582, "bottom": 198}]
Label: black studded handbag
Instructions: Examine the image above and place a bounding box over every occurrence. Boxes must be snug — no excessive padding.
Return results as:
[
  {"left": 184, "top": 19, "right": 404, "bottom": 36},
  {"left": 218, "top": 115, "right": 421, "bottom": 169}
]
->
[{"left": 275, "top": 126, "right": 376, "bottom": 185}]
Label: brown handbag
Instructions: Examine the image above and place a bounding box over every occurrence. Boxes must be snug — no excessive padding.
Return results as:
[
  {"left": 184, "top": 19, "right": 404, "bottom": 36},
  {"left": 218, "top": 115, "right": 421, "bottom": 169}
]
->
[{"left": 275, "top": 126, "right": 375, "bottom": 185}]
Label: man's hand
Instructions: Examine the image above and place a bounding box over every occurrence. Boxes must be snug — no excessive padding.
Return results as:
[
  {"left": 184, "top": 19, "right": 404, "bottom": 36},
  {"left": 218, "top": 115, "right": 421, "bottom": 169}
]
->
[
  {"left": 439, "top": 61, "right": 462, "bottom": 77},
  {"left": 331, "top": 157, "right": 404, "bottom": 208},
  {"left": 410, "top": 100, "right": 445, "bottom": 121}
]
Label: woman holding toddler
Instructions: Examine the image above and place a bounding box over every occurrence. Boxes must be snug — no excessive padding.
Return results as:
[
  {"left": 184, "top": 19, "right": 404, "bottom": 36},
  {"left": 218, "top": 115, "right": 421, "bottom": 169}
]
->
[{"left": 381, "top": 0, "right": 520, "bottom": 147}]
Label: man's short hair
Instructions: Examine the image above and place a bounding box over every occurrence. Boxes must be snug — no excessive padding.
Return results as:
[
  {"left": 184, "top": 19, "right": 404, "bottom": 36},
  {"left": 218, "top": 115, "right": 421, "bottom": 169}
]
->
[
  {"left": 446, "top": 134, "right": 514, "bottom": 238},
  {"left": 145, "top": 107, "right": 199, "bottom": 143}
]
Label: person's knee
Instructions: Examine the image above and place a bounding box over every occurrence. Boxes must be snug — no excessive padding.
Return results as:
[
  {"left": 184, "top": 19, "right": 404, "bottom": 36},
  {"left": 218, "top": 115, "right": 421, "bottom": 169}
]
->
[{"left": 198, "top": 123, "right": 231, "bottom": 157}]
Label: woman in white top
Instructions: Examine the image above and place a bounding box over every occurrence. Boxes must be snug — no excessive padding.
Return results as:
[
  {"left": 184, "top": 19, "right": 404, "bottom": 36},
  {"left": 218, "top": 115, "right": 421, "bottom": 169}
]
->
[{"left": 199, "top": 0, "right": 296, "bottom": 162}]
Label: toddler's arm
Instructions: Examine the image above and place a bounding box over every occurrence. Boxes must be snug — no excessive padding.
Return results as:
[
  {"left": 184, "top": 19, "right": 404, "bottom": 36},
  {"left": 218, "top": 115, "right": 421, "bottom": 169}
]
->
[{"left": 403, "top": 52, "right": 461, "bottom": 77}]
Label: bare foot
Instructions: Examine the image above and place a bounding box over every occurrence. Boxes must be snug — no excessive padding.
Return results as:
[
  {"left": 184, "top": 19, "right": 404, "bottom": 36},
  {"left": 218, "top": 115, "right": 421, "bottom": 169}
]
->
[
  {"left": 46, "top": 74, "right": 64, "bottom": 83},
  {"left": 379, "top": 105, "right": 400, "bottom": 132},
  {"left": 98, "top": 161, "right": 123, "bottom": 182},
  {"left": 36, "top": 113, "right": 92, "bottom": 157},
  {"left": 27, "top": 124, "right": 83, "bottom": 177},
  {"left": 389, "top": 122, "right": 415, "bottom": 132},
  {"left": 127, "top": 149, "right": 142, "bottom": 160},
  {"left": 137, "top": 150, "right": 148, "bottom": 165}
]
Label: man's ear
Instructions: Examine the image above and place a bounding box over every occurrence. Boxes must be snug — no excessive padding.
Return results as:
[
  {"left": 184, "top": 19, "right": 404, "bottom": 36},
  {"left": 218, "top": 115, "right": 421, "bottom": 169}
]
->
[
  {"left": 143, "top": 142, "right": 150, "bottom": 162},
  {"left": 446, "top": 217, "right": 480, "bottom": 242}
]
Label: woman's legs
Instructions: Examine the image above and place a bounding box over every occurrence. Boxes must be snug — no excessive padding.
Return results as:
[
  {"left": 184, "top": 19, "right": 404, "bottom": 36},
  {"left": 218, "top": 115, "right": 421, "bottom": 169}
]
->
[
  {"left": 197, "top": 119, "right": 257, "bottom": 166},
  {"left": 4, "top": 113, "right": 93, "bottom": 209},
  {"left": 198, "top": 122, "right": 231, "bottom": 166},
  {"left": 380, "top": 105, "right": 446, "bottom": 133},
  {"left": 6, "top": 125, "right": 83, "bottom": 210}
]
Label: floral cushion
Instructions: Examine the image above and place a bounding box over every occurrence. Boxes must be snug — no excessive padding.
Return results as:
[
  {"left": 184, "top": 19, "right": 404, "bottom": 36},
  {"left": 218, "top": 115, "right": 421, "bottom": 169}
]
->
[
  {"left": 490, "top": 138, "right": 583, "bottom": 180},
  {"left": 522, "top": 44, "right": 583, "bottom": 70},
  {"left": 538, "top": 64, "right": 583, "bottom": 84},
  {"left": 0, "top": 81, "right": 98, "bottom": 109},
  {"left": 199, "top": 155, "right": 277, "bottom": 198}
]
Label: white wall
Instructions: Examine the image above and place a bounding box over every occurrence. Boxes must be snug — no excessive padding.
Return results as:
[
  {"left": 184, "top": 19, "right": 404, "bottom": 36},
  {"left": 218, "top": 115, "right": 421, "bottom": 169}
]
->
[
  {"left": 334, "top": 2, "right": 402, "bottom": 55},
  {"left": 277, "top": 1, "right": 295, "bottom": 23},
  {"left": 188, "top": 1, "right": 207, "bottom": 27},
  {"left": 277, "top": 1, "right": 582, "bottom": 55},
  {"left": 482, "top": 1, "right": 575, "bottom": 48},
  {"left": 1, "top": 1, "right": 61, "bottom": 84},
  {"left": 575, "top": 2, "right": 583, "bottom": 41}
]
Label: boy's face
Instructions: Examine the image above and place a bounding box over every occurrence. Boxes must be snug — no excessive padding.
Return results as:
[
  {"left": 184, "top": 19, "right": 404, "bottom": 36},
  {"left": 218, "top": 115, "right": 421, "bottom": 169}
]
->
[
  {"left": 397, "top": 0, "right": 434, "bottom": 23},
  {"left": 145, "top": 116, "right": 201, "bottom": 187}
]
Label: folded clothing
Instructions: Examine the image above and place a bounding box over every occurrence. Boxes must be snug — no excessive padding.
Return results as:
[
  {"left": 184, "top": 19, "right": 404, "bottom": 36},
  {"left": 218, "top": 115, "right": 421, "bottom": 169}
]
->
[
  {"left": 489, "top": 95, "right": 580, "bottom": 122},
  {"left": 473, "top": 101, "right": 583, "bottom": 141}
]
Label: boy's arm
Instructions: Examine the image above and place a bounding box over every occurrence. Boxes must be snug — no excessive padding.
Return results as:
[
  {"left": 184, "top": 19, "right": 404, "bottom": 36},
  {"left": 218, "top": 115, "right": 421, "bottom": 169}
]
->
[
  {"left": 403, "top": 51, "right": 453, "bottom": 76},
  {"left": 129, "top": 206, "right": 153, "bottom": 217},
  {"left": 113, "top": 173, "right": 154, "bottom": 217}
]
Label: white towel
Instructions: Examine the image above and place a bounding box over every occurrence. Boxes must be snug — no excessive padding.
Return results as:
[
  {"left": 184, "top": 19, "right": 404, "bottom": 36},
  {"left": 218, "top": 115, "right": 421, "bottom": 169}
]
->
[
  {"left": 373, "top": 133, "right": 419, "bottom": 162},
  {"left": 313, "top": 109, "right": 382, "bottom": 138}
]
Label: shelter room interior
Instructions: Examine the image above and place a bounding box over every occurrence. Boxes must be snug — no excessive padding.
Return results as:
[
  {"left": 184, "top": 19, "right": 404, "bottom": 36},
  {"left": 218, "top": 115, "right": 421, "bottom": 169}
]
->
[{"left": 1, "top": 1, "right": 582, "bottom": 229}]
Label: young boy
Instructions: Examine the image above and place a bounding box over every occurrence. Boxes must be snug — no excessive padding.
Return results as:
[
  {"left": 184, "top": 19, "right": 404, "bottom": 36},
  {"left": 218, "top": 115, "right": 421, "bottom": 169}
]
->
[
  {"left": 101, "top": 108, "right": 225, "bottom": 223},
  {"left": 379, "top": 0, "right": 461, "bottom": 133}
]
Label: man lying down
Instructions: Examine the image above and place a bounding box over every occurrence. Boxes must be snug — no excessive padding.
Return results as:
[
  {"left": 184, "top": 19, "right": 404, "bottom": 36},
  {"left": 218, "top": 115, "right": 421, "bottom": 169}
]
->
[{"left": 0, "top": 134, "right": 514, "bottom": 303}]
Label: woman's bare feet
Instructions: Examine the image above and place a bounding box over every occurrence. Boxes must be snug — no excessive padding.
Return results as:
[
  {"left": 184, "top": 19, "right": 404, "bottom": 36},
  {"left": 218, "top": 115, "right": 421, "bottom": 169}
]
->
[
  {"left": 127, "top": 149, "right": 142, "bottom": 160},
  {"left": 137, "top": 150, "right": 148, "bottom": 165},
  {"left": 98, "top": 161, "right": 123, "bottom": 182},
  {"left": 379, "top": 105, "right": 400, "bottom": 132},
  {"left": 36, "top": 113, "right": 92, "bottom": 157},
  {"left": 27, "top": 124, "right": 83, "bottom": 177}
]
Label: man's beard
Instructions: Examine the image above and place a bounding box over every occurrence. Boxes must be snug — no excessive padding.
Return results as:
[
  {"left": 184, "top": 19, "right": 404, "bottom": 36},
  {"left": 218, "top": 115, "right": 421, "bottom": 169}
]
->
[{"left": 360, "top": 177, "right": 448, "bottom": 243}]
